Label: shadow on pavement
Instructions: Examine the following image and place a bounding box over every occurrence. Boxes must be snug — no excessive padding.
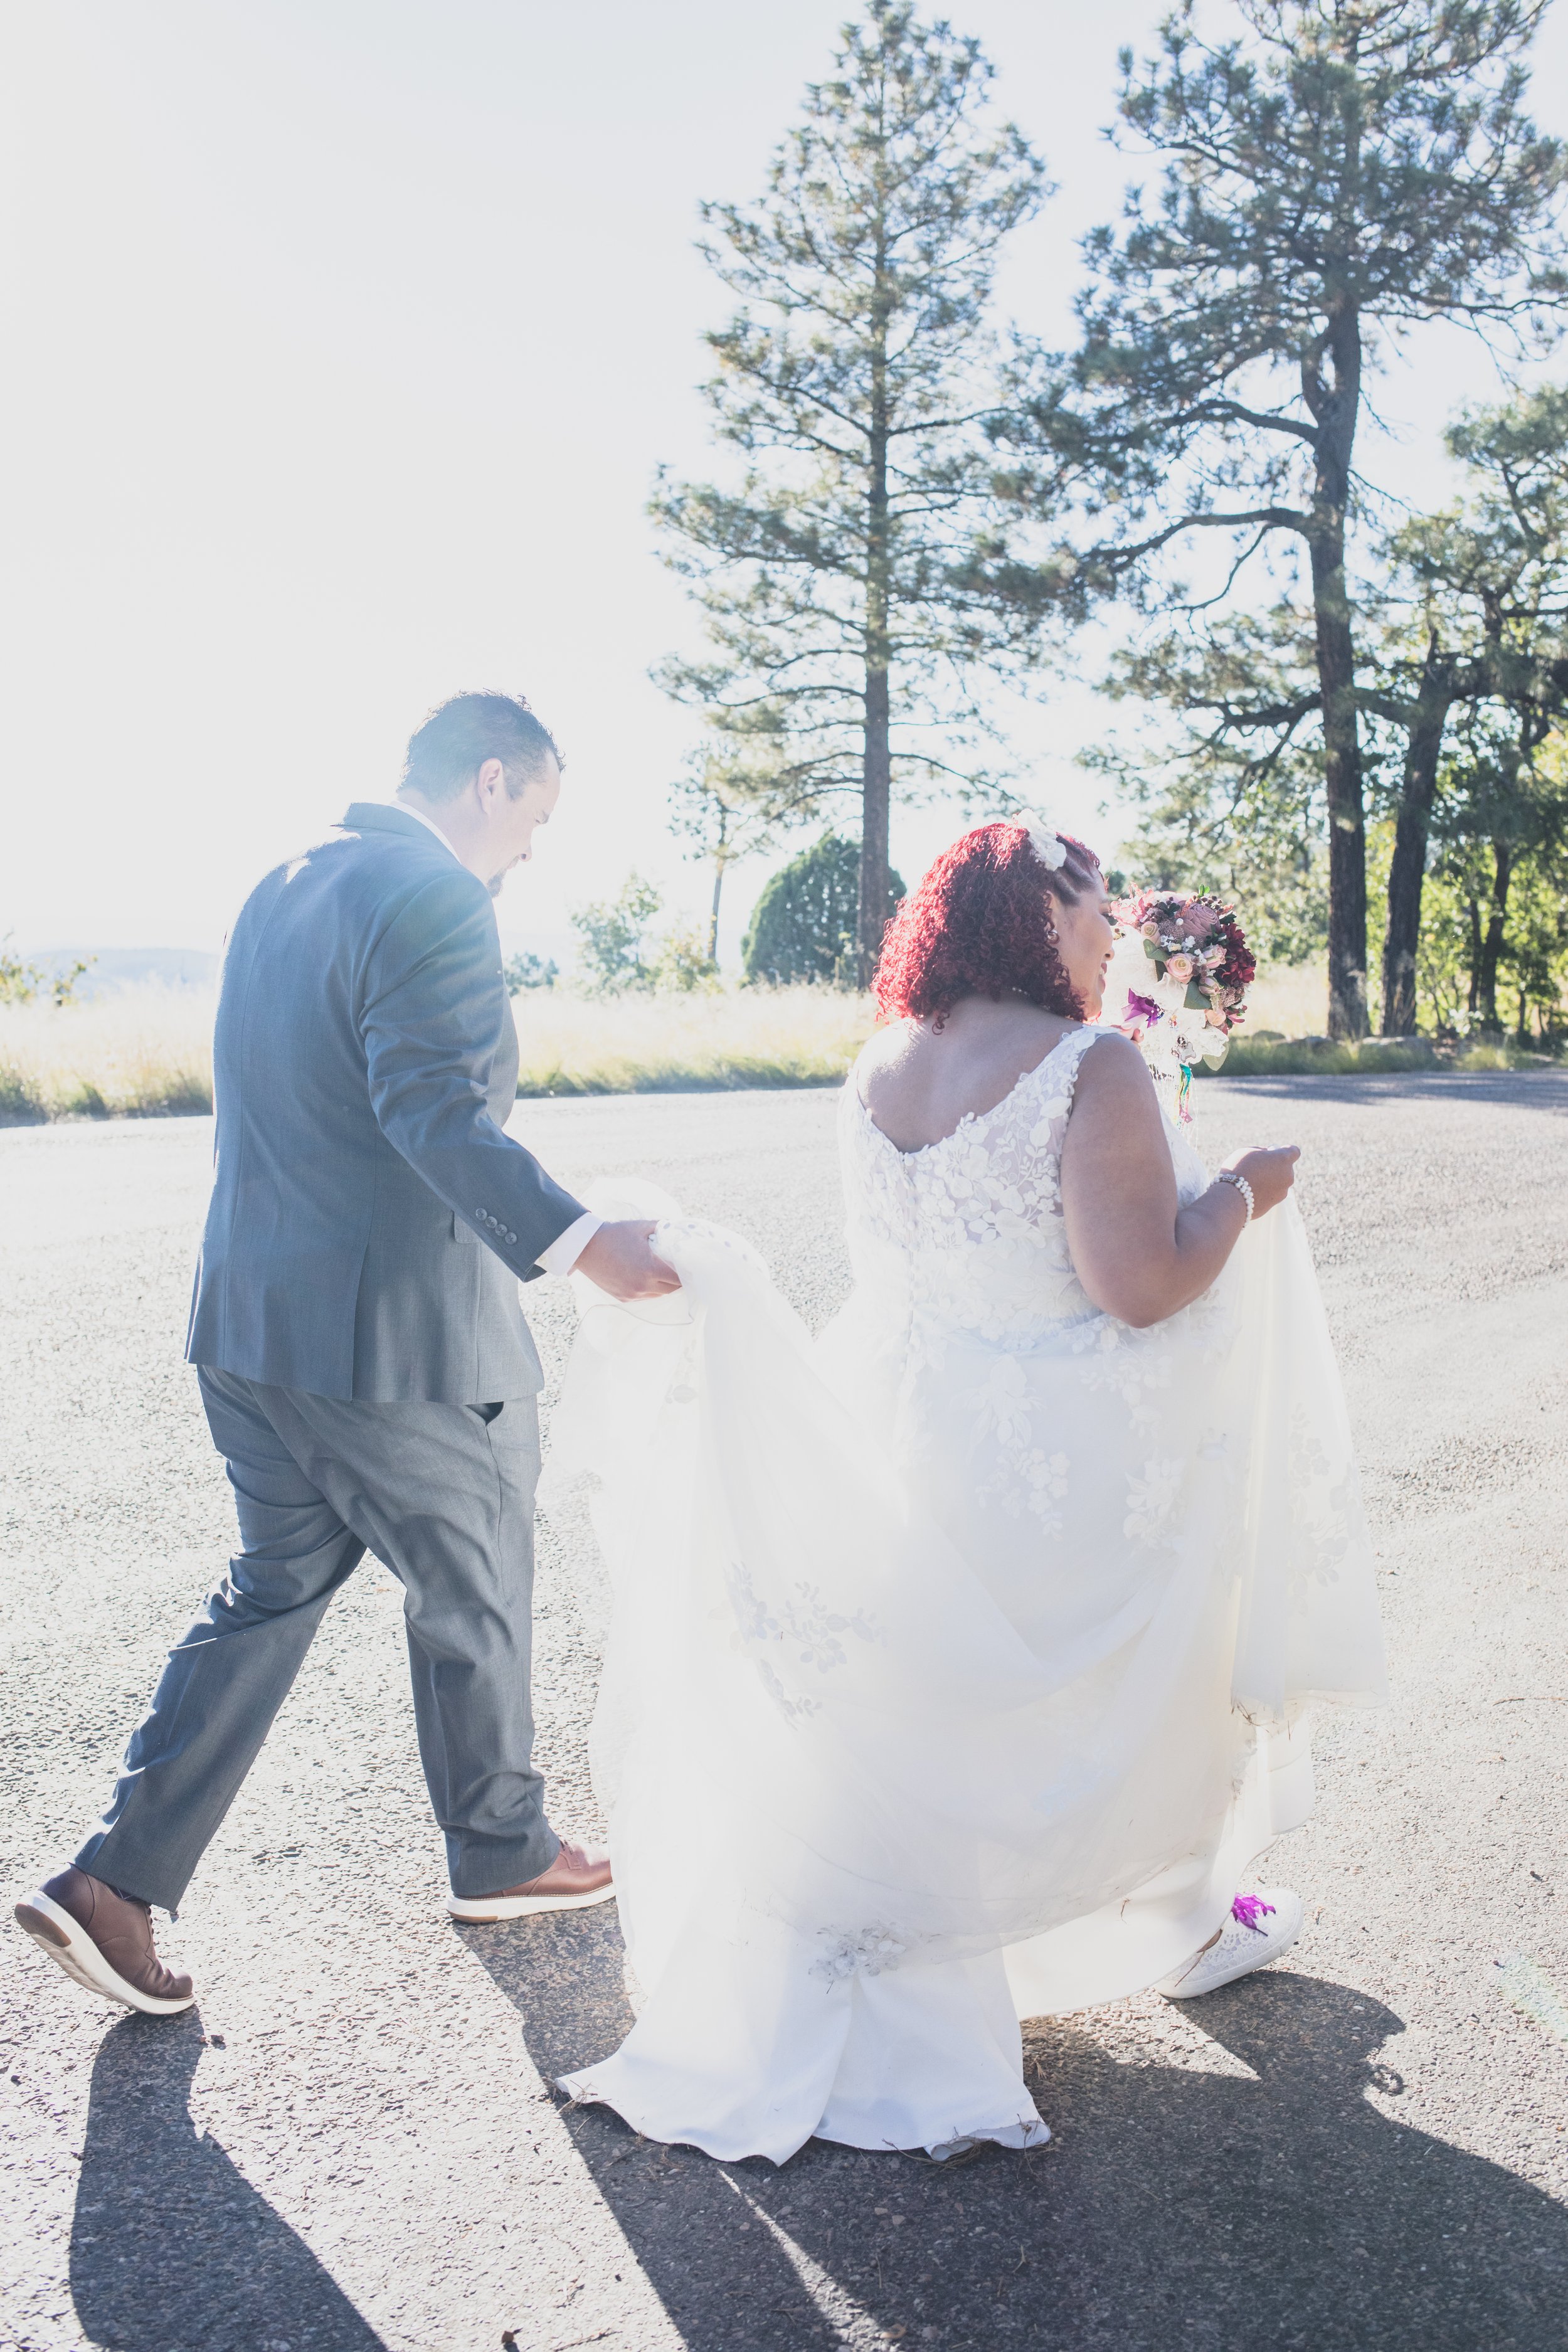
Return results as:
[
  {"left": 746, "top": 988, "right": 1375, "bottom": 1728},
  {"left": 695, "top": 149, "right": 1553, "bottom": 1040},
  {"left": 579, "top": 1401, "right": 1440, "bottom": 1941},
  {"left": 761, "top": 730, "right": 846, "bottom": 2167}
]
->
[
  {"left": 468, "top": 1907, "right": 1568, "bottom": 2352},
  {"left": 71, "top": 2008, "right": 386, "bottom": 2352}
]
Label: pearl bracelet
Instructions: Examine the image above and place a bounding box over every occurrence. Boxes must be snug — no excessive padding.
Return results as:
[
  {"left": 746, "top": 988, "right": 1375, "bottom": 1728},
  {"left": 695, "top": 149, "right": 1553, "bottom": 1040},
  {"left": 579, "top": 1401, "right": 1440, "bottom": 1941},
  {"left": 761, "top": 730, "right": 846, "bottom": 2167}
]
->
[{"left": 1217, "top": 1168, "right": 1254, "bottom": 1222}]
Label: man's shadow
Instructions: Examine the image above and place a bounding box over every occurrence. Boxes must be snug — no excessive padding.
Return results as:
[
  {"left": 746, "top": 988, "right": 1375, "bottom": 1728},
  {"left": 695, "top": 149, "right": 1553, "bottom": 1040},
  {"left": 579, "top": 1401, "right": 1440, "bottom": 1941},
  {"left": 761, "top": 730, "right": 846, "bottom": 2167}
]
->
[
  {"left": 70, "top": 2010, "right": 386, "bottom": 2352},
  {"left": 467, "top": 1907, "right": 1568, "bottom": 2352}
]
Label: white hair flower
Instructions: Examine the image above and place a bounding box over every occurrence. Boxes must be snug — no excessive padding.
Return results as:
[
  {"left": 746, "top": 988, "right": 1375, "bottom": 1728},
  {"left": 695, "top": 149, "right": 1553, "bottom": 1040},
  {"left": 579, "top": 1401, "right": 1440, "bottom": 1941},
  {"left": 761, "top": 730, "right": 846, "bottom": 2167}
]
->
[{"left": 1017, "top": 811, "right": 1068, "bottom": 871}]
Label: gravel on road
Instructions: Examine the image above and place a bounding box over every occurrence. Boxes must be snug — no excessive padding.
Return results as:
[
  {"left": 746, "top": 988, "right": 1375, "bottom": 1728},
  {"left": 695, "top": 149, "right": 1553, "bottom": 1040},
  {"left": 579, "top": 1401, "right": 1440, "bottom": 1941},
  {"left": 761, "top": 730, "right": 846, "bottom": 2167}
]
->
[{"left": 3, "top": 1074, "right": 1566, "bottom": 2352}]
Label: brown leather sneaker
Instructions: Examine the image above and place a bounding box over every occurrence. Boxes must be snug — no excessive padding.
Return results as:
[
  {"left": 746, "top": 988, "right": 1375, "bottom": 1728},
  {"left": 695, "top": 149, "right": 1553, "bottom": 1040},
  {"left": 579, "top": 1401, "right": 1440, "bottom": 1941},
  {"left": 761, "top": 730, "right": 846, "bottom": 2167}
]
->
[
  {"left": 448, "top": 1835, "right": 614, "bottom": 1922},
  {"left": 14, "top": 1868, "right": 196, "bottom": 2015}
]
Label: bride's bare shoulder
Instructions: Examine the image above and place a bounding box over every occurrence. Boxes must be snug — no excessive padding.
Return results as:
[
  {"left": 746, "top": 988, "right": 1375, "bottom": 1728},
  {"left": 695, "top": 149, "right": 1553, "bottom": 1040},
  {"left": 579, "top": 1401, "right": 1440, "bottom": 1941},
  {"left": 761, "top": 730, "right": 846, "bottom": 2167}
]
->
[
  {"left": 856, "top": 999, "right": 1083, "bottom": 1150},
  {"left": 850, "top": 1021, "right": 916, "bottom": 1113},
  {"left": 856, "top": 1002, "right": 1046, "bottom": 1095},
  {"left": 853, "top": 1018, "right": 913, "bottom": 1077}
]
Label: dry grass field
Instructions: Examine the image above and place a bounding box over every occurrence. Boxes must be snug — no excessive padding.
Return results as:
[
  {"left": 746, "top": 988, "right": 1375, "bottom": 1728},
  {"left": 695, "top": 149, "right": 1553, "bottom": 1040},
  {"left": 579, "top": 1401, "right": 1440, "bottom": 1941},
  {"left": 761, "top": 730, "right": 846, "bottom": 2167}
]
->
[
  {"left": 0, "top": 962, "right": 1542, "bottom": 1124},
  {"left": 1243, "top": 959, "right": 1331, "bottom": 1039},
  {"left": 0, "top": 982, "right": 879, "bottom": 1121},
  {"left": 504, "top": 982, "right": 877, "bottom": 1096},
  {"left": 0, "top": 987, "right": 214, "bottom": 1121}
]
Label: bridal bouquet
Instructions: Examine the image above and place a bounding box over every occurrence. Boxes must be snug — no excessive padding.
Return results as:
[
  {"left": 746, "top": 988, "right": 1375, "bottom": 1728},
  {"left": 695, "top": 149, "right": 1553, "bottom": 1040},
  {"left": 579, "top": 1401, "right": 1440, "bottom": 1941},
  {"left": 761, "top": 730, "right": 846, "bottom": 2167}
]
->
[{"left": 1105, "top": 888, "right": 1255, "bottom": 1115}]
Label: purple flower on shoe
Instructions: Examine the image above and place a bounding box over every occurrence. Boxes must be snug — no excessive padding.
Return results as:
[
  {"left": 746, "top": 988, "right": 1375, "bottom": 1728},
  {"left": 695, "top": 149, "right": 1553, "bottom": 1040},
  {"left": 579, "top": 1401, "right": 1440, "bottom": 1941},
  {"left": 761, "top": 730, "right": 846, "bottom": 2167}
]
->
[{"left": 1231, "top": 1894, "right": 1276, "bottom": 1934}]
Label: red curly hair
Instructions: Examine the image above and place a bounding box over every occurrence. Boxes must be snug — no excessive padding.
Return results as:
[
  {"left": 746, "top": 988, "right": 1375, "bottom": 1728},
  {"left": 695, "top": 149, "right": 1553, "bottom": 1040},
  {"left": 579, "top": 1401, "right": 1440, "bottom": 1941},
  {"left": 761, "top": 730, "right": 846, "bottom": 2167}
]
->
[{"left": 873, "top": 822, "right": 1101, "bottom": 1030}]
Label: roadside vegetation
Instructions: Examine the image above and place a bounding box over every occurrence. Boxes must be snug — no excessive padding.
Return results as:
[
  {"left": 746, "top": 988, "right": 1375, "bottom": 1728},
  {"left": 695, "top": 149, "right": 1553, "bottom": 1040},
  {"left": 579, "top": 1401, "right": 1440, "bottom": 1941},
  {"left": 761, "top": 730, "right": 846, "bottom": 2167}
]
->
[
  {"left": 2, "top": 959, "right": 1553, "bottom": 1128},
  {"left": 0, "top": 988, "right": 214, "bottom": 1122},
  {"left": 0, "top": 982, "right": 879, "bottom": 1122}
]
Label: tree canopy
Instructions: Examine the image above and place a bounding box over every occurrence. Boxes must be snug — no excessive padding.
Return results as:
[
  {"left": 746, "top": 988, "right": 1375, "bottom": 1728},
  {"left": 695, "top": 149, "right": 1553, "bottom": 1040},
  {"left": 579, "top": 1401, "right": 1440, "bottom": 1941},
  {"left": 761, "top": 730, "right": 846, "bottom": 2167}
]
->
[
  {"left": 1103, "top": 377, "right": 1568, "bottom": 1036},
  {"left": 655, "top": 0, "right": 1057, "bottom": 980},
  {"left": 997, "top": 0, "right": 1568, "bottom": 1034}
]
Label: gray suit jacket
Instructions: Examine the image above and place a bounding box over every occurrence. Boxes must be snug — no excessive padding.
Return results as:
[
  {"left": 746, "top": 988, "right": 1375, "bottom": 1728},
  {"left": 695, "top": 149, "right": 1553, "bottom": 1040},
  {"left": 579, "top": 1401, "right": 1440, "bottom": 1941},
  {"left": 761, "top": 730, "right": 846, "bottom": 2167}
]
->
[{"left": 186, "top": 802, "right": 586, "bottom": 1402}]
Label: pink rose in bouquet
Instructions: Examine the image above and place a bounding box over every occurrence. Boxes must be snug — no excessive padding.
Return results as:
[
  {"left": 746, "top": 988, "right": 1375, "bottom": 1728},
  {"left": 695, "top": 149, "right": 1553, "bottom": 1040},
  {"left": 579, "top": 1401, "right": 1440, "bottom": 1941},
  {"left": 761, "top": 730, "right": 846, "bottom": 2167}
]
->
[{"left": 1106, "top": 886, "right": 1256, "bottom": 1119}]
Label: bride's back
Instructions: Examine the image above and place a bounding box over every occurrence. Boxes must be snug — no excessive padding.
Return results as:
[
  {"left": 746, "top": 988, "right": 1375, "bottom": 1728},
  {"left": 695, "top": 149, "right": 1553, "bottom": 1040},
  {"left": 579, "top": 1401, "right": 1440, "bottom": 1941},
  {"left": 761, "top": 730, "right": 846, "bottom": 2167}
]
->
[
  {"left": 856, "top": 996, "right": 1083, "bottom": 1155},
  {"left": 838, "top": 1007, "right": 1127, "bottom": 1360}
]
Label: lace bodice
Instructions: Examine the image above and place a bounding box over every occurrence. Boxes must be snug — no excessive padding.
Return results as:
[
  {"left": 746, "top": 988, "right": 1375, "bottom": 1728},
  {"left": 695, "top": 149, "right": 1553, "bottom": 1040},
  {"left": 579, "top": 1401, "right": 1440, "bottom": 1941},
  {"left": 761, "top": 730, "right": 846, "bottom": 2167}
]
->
[{"left": 839, "top": 1025, "right": 1209, "bottom": 1348}]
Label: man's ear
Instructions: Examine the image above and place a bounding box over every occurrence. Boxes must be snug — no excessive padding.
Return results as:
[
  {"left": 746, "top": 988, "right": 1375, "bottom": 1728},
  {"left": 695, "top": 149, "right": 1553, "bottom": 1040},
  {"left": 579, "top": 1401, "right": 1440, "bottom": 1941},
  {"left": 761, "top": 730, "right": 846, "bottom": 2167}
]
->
[{"left": 475, "top": 756, "right": 506, "bottom": 805}]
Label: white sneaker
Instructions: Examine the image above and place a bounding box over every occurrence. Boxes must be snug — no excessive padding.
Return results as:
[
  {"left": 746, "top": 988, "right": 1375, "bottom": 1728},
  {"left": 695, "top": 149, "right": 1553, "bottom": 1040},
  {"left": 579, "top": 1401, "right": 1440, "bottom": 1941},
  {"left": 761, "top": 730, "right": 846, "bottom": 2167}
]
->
[{"left": 1153, "top": 1888, "right": 1304, "bottom": 2000}]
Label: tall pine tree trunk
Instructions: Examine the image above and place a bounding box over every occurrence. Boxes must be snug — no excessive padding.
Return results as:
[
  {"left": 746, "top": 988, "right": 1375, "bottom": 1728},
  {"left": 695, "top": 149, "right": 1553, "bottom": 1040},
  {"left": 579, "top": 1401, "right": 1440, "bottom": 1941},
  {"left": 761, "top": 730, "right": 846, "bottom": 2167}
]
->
[
  {"left": 707, "top": 800, "right": 729, "bottom": 963},
  {"left": 1305, "top": 296, "right": 1368, "bottom": 1039},
  {"left": 860, "top": 657, "right": 891, "bottom": 985},
  {"left": 1476, "top": 839, "right": 1513, "bottom": 1028},
  {"left": 858, "top": 257, "right": 893, "bottom": 989},
  {"left": 707, "top": 864, "right": 724, "bottom": 964},
  {"left": 1465, "top": 893, "right": 1483, "bottom": 1017},
  {"left": 1380, "top": 635, "right": 1452, "bottom": 1035}
]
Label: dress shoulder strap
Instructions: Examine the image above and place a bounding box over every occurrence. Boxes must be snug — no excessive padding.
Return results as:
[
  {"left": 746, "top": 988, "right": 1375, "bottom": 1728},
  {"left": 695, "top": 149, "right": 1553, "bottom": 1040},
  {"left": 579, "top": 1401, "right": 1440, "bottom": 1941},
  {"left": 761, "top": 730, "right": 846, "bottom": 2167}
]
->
[
  {"left": 1054, "top": 1022, "right": 1113, "bottom": 1103},
  {"left": 1016, "top": 1024, "right": 1115, "bottom": 1158}
]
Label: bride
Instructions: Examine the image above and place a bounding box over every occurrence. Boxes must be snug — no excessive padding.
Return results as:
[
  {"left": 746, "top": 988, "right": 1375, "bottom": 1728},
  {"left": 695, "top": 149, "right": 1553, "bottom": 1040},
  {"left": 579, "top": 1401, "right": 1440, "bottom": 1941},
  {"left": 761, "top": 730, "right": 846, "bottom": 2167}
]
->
[{"left": 546, "top": 818, "right": 1385, "bottom": 2164}]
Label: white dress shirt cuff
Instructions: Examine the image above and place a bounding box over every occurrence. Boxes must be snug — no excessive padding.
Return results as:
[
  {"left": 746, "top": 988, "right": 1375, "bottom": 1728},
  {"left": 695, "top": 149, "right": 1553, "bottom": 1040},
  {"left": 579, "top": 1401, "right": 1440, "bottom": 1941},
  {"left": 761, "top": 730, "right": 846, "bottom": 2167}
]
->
[{"left": 535, "top": 1211, "right": 602, "bottom": 1278}]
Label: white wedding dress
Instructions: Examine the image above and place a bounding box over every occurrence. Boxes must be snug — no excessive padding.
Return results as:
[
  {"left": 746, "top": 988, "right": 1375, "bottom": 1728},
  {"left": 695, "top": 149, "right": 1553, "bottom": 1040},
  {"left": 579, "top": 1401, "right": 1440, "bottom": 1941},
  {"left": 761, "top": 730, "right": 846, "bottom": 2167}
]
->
[{"left": 546, "top": 1027, "right": 1385, "bottom": 2163}]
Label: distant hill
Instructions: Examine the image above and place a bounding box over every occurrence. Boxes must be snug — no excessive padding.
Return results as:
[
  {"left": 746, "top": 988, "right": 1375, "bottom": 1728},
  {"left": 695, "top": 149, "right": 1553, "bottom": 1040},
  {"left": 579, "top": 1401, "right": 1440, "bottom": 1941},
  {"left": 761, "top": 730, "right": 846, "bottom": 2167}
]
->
[
  {"left": 36, "top": 939, "right": 581, "bottom": 995},
  {"left": 33, "top": 948, "right": 220, "bottom": 997}
]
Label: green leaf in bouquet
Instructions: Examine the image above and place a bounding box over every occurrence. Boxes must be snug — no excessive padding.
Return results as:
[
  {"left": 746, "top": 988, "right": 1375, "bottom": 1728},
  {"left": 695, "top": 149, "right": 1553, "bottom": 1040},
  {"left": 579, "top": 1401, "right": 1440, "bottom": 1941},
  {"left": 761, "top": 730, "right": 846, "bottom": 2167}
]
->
[
  {"left": 1142, "top": 938, "right": 1162, "bottom": 961},
  {"left": 1183, "top": 980, "right": 1212, "bottom": 1011}
]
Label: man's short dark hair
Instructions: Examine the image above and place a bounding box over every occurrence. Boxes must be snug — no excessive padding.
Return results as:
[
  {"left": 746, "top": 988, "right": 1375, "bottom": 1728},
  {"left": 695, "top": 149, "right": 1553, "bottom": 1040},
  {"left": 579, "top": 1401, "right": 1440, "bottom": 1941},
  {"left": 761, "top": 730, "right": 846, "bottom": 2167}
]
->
[{"left": 399, "top": 692, "right": 562, "bottom": 804}]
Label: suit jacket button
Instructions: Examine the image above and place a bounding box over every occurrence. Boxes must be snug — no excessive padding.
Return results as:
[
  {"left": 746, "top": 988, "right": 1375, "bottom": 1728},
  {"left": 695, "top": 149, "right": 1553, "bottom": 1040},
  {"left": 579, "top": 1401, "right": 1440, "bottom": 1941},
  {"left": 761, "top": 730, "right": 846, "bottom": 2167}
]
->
[{"left": 507, "top": 1231, "right": 517, "bottom": 1244}]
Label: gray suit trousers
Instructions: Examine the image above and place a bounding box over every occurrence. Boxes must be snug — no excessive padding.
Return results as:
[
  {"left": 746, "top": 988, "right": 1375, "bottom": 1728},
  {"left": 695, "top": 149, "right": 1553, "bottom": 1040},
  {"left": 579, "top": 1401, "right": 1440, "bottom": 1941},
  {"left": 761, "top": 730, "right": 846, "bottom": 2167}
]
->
[{"left": 74, "top": 1368, "right": 558, "bottom": 1910}]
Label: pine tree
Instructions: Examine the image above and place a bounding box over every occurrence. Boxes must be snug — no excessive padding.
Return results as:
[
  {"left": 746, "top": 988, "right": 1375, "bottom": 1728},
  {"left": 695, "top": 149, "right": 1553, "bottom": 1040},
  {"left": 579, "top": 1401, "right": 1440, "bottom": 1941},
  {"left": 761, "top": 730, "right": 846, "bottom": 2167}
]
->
[
  {"left": 653, "top": 1, "right": 1051, "bottom": 982},
  {"left": 1379, "top": 384, "right": 1568, "bottom": 1027},
  {"left": 1001, "top": 0, "right": 1567, "bottom": 1036},
  {"left": 1091, "top": 602, "right": 1338, "bottom": 969},
  {"left": 667, "top": 741, "right": 803, "bottom": 962},
  {"left": 1093, "top": 385, "right": 1568, "bottom": 1034}
]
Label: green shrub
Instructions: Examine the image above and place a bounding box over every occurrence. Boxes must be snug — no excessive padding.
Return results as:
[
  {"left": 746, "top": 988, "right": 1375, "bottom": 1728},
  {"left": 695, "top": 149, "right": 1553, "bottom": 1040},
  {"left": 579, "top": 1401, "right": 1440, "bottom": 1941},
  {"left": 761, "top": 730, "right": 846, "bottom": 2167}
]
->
[
  {"left": 743, "top": 834, "right": 904, "bottom": 987},
  {"left": 502, "top": 951, "right": 558, "bottom": 993},
  {"left": 1197, "top": 1033, "right": 1554, "bottom": 1078},
  {"left": 652, "top": 924, "right": 719, "bottom": 992},
  {"left": 0, "top": 1059, "right": 46, "bottom": 1121},
  {"left": 1453, "top": 1041, "right": 1512, "bottom": 1071},
  {"left": 0, "top": 936, "right": 93, "bottom": 1007},
  {"left": 569, "top": 874, "right": 664, "bottom": 992}
]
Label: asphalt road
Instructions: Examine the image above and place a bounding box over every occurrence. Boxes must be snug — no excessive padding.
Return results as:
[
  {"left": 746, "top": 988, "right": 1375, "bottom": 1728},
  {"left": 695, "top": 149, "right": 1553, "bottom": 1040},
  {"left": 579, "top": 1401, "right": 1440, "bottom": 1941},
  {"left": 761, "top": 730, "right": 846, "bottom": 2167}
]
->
[{"left": 3, "top": 1074, "right": 1567, "bottom": 2352}]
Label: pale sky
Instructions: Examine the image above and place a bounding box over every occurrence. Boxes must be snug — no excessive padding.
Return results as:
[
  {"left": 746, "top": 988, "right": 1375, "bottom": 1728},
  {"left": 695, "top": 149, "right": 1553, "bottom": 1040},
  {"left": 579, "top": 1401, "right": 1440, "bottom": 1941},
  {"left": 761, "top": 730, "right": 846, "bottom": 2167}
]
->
[{"left": 4, "top": 1, "right": 1565, "bottom": 968}]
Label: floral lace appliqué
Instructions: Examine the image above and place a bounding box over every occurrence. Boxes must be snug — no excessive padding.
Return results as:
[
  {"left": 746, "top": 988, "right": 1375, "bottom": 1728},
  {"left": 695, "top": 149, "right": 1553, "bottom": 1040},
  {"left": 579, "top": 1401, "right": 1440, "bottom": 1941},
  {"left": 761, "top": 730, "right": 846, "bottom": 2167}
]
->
[
  {"left": 727, "top": 1560, "right": 884, "bottom": 1722},
  {"left": 810, "top": 1922, "right": 909, "bottom": 1983},
  {"left": 1124, "top": 1458, "right": 1186, "bottom": 1543},
  {"left": 1285, "top": 1404, "right": 1355, "bottom": 1597},
  {"left": 972, "top": 1359, "right": 1071, "bottom": 1528}
]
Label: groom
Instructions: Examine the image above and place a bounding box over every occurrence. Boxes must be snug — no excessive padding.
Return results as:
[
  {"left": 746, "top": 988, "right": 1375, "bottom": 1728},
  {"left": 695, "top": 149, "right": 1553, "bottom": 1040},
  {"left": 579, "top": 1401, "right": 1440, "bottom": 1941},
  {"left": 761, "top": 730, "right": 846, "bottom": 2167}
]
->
[{"left": 16, "top": 691, "right": 677, "bottom": 2014}]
